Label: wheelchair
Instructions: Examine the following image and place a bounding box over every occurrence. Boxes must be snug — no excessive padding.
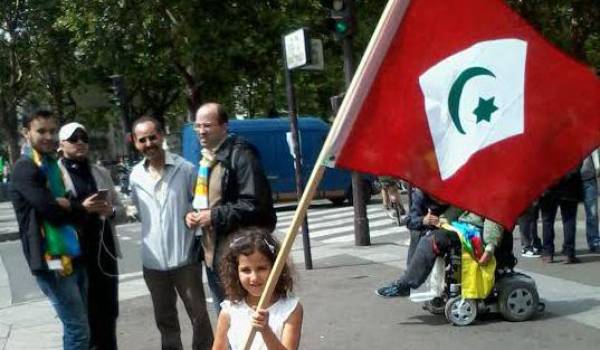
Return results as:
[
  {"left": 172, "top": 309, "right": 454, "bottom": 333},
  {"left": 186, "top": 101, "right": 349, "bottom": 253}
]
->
[{"left": 415, "top": 230, "right": 545, "bottom": 326}]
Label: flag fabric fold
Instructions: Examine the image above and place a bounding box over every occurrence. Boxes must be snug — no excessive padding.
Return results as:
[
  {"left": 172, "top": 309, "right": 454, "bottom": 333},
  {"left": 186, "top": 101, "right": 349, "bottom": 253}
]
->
[{"left": 327, "top": 0, "right": 600, "bottom": 228}]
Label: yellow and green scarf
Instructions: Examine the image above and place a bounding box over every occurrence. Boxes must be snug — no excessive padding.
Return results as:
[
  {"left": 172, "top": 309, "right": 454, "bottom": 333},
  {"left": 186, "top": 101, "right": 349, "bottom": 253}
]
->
[{"left": 24, "top": 146, "right": 81, "bottom": 275}]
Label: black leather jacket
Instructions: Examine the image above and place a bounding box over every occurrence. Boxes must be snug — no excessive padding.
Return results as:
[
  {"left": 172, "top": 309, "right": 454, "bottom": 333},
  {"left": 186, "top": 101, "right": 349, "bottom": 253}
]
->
[{"left": 210, "top": 135, "right": 277, "bottom": 248}]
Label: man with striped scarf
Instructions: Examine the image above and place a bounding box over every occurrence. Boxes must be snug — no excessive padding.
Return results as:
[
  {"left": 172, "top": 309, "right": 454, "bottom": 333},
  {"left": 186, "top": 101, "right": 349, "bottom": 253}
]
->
[{"left": 186, "top": 102, "right": 276, "bottom": 313}]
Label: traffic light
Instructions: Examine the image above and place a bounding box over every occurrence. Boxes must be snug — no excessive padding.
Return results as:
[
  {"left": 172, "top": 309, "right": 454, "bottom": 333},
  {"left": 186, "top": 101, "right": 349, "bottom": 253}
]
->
[{"left": 321, "top": 0, "right": 354, "bottom": 41}]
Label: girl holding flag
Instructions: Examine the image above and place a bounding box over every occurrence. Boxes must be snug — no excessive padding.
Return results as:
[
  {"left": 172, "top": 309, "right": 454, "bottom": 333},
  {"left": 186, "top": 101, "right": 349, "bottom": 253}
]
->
[{"left": 212, "top": 228, "right": 303, "bottom": 350}]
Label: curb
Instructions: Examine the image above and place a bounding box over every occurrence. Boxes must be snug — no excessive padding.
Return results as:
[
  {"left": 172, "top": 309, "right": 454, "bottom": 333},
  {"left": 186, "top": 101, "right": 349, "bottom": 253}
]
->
[{"left": 0, "top": 232, "right": 19, "bottom": 243}]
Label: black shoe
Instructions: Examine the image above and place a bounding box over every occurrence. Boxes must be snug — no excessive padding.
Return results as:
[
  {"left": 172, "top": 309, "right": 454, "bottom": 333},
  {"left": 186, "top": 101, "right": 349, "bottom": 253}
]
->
[
  {"left": 375, "top": 281, "right": 410, "bottom": 297},
  {"left": 564, "top": 256, "right": 581, "bottom": 264}
]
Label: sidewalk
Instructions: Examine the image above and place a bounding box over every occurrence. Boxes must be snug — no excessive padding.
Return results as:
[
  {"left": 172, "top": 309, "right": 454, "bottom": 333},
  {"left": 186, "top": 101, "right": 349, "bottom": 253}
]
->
[
  {"left": 2, "top": 200, "right": 600, "bottom": 349},
  {"left": 0, "top": 202, "right": 18, "bottom": 243},
  {"left": 3, "top": 231, "right": 600, "bottom": 349}
]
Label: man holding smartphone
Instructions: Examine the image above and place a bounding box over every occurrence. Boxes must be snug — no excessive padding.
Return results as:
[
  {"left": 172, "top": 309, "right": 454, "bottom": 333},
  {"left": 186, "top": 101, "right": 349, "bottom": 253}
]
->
[{"left": 58, "top": 122, "right": 127, "bottom": 350}]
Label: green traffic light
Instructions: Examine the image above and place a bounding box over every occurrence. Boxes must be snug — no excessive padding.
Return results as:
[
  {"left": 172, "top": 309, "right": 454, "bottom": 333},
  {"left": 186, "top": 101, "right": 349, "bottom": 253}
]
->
[{"left": 335, "top": 20, "right": 349, "bottom": 34}]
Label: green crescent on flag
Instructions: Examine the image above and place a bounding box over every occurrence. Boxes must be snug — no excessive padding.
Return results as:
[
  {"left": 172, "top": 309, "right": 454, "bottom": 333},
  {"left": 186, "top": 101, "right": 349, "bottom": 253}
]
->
[{"left": 419, "top": 39, "right": 527, "bottom": 180}]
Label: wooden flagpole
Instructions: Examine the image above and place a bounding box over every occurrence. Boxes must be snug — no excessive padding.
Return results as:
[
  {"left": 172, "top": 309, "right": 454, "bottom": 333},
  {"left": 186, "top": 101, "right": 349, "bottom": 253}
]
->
[{"left": 242, "top": 1, "right": 411, "bottom": 348}]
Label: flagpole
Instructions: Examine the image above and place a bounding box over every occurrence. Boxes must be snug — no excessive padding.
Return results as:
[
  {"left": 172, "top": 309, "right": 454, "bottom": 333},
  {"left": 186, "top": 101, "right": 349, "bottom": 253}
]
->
[{"left": 242, "top": 0, "right": 412, "bottom": 348}]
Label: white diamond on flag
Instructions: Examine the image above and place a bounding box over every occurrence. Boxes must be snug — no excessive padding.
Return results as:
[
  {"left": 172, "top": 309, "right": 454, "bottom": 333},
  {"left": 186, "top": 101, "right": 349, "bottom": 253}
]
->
[{"left": 419, "top": 39, "right": 527, "bottom": 180}]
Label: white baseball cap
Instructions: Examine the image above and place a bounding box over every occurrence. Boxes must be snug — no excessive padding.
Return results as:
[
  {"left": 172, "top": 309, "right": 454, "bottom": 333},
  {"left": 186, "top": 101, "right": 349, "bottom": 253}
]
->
[{"left": 58, "top": 122, "right": 87, "bottom": 141}]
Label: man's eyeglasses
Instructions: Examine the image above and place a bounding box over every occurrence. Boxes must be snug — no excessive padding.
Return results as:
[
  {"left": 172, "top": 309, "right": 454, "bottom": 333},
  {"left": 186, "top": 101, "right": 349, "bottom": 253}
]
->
[
  {"left": 136, "top": 134, "right": 159, "bottom": 144},
  {"left": 66, "top": 134, "right": 89, "bottom": 144}
]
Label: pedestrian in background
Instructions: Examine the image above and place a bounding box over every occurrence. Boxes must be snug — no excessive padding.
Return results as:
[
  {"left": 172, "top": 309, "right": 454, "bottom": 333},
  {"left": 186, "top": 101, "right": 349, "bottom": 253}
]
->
[
  {"left": 186, "top": 102, "right": 276, "bottom": 314},
  {"left": 540, "top": 168, "right": 583, "bottom": 264},
  {"left": 580, "top": 150, "right": 600, "bottom": 252},
  {"left": 58, "top": 122, "right": 127, "bottom": 349},
  {"left": 10, "top": 110, "right": 91, "bottom": 350},
  {"left": 379, "top": 176, "right": 407, "bottom": 225},
  {"left": 518, "top": 203, "right": 542, "bottom": 258},
  {"left": 129, "top": 116, "right": 213, "bottom": 350}
]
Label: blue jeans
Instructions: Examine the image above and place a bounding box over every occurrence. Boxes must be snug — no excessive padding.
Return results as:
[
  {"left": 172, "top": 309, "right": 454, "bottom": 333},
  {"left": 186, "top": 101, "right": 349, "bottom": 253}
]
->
[
  {"left": 582, "top": 177, "right": 600, "bottom": 249},
  {"left": 35, "top": 265, "right": 89, "bottom": 350}
]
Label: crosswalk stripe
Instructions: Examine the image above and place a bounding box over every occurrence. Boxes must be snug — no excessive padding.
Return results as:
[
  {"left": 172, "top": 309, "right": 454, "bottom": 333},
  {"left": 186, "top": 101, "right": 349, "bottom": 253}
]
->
[
  {"left": 277, "top": 205, "right": 390, "bottom": 225},
  {"left": 277, "top": 203, "right": 386, "bottom": 220},
  {"left": 299, "top": 217, "right": 397, "bottom": 238},
  {"left": 322, "top": 226, "right": 408, "bottom": 243},
  {"left": 277, "top": 205, "right": 356, "bottom": 219},
  {"left": 277, "top": 210, "right": 389, "bottom": 230}
]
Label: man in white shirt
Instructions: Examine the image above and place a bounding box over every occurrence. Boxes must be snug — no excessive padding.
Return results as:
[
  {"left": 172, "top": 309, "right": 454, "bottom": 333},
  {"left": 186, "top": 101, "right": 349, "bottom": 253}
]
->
[{"left": 129, "top": 116, "right": 212, "bottom": 350}]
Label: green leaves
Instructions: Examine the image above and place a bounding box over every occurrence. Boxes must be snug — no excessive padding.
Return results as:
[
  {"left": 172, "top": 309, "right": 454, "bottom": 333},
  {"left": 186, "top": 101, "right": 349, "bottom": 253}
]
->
[{"left": 0, "top": 0, "right": 597, "bottom": 163}]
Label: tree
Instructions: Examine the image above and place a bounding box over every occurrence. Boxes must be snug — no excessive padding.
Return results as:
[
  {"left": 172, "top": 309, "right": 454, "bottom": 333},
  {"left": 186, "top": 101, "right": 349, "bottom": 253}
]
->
[{"left": 0, "top": 0, "right": 38, "bottom": 163}]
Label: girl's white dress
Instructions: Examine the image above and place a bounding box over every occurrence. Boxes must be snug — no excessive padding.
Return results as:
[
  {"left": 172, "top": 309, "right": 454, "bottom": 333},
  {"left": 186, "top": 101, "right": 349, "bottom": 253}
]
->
[{"left": 221, "top": 297, "right": 300, "bottom": 350}]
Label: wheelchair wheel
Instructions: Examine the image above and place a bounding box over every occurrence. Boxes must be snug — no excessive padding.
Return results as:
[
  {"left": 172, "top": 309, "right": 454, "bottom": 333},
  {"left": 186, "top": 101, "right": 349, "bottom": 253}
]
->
[
  {"left": 445, "top": 297, "right": 477, "bottom": 326},
  {"left": 498, "top": 280, "right": 539, "bottom": 322}
]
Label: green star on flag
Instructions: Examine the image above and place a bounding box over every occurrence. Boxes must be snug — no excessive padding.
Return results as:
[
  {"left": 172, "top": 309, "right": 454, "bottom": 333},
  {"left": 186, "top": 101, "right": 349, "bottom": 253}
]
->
[{"left": 474, "top": 97, "right": 498, "bottom": 123}]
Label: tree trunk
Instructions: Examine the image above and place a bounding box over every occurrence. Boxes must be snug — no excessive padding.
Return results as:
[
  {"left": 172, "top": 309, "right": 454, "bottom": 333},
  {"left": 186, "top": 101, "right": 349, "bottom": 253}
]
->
[
  {"left": 570, "top": 0, "right": 589, "bottom": 61},
  {"left": 185, "top": 81, "right": 201, "bottom": 121},
  {"left": 173, "top": 61, "right": 201, "bottom": 121},
  {"left": 6, "top": 129, "right": 21, "bottom": 165}
]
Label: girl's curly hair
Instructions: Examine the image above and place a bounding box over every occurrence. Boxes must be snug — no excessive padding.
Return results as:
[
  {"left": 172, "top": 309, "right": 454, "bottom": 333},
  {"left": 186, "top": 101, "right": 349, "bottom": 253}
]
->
[{"left": 219, "top": 227, "right": 294, "bottom": 303}]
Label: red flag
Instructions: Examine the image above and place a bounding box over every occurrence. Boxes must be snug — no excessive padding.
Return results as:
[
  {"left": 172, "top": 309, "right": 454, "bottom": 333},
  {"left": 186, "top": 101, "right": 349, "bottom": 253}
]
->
[{"left": 328, "top": 0, "right": 600, "bottom": 228}]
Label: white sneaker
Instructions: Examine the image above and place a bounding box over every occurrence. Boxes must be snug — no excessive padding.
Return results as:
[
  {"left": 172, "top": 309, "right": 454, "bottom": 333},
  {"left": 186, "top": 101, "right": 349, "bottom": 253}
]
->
[{"left": 521, "top": 249, "right": 541, "bottom": 258}]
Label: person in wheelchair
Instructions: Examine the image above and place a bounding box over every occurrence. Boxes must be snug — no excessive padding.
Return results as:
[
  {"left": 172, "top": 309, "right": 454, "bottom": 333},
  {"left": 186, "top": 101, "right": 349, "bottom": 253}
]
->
[
  {"left": 376, "top": 211, "right": 504, "bottom": 297},
  {"left": 405, "top": 188, "right": 458, "bottom": 267}
]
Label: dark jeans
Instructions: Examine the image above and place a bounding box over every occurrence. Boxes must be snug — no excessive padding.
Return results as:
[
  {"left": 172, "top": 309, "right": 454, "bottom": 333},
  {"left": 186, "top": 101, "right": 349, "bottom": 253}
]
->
[
  {"left": 143, "top": 263, "right": 213, "bottom": 350},
  {"left": 518, "top": 204, "right": 542, "bottom": 250},
  {"left": 540, "top": 197, "right": 578, "bottom": 257},
  {"left": 35, "top": 265, "right": 89, "bottom": 350},
  {"left": 401, "top": 229, "right": 460, "bottom": 288},
  {"left": 87, "top": 232, "right": 119, "bottom": 350},
  {"left": 205, "top": 265, "right": 225, "bottom": 314},
  {"left": 406, "top": 230, "right": 426, "bottom": 268}
]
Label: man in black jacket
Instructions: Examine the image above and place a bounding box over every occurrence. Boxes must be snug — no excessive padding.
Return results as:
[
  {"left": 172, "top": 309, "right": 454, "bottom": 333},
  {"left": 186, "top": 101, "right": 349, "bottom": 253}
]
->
[
  {"left": 10, "top": 110, "right": 101, "bottom": 350},
  {"left": 58, "top": 122, "right": 126, "bottom": 350},
  {"left": 186, "top": 102, "right": 276, "bottom": 313}
]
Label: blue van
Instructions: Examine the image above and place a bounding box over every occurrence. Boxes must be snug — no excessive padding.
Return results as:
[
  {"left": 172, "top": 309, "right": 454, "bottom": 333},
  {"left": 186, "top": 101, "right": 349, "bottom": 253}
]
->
[{"left": 181, "top": 117, "right": 373, "bottom": 204}]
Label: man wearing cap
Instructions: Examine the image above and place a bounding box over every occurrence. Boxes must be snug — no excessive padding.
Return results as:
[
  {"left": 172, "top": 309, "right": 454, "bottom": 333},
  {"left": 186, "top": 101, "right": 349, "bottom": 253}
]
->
[
  {"left": 58, "top": 122, "right": 127, "bottom": 350},
  {"left": 10, "top": 111, "right": 94, "bottom": 349}
]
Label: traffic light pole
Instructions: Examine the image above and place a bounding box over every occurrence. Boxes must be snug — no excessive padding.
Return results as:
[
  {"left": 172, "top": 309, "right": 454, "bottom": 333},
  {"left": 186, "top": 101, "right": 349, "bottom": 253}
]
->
[
  {"left": 341, "top": 0, "right": 370, "bottom": 246},
  {"left": 282, "top": 37, "right": 314, "bottom": 270},
  {"left": 110, "top": 75, "right": 134, "bottom": 159}
]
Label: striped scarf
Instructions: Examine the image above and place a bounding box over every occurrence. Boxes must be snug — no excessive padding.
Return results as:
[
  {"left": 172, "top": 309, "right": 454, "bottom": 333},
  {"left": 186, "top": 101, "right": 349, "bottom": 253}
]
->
[
  {"left": 23, "top": 146, "right": 81, "bottom": 275},
  {"left": 193, "top": 148, "right": 217, "bottom": 212}
]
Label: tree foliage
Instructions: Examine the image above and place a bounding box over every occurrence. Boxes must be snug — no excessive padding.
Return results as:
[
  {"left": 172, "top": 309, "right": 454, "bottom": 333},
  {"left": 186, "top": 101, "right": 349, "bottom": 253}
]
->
[{"left": 0, "top": 0, "right": 598, "bottom": 162}]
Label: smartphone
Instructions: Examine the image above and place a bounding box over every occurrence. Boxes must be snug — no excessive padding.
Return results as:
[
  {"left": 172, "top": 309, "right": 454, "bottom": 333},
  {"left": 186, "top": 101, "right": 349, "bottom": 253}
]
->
[{"left": 95, "top": 189, "right": 109, "bottom": 201}]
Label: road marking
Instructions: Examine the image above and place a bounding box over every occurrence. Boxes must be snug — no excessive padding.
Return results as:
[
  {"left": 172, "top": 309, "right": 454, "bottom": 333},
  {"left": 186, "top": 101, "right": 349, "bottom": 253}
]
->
[
  {"left": 277, "top": 210, "right": 389, "bottom": 230},
  {"left": 0, "top": 254, "right": 11, "bottom": 308},
  {"left": 322, "top": 226, "right": 408, "bottom": 243},
  {"left": 527, "top": 271, "right": 600, "bottom": 330}
]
